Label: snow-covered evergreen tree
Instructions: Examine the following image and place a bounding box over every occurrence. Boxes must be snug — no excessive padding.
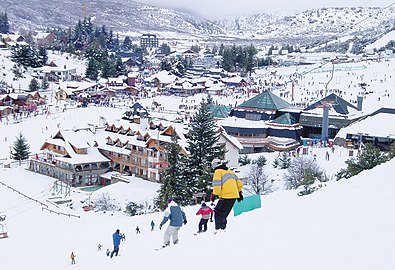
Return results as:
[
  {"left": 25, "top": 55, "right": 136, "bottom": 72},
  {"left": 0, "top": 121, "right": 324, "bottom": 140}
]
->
[
  {"left": 0, "top": 12, "right": 10, "bottom": 33},
  {"left": 156, "top": 132, "right": 190, "bottom": 209},
  {"left": 28, "top": 78, "right": 40, "bottom": 92},
  {"left": 187, "top": 98, "right": 225, "bottom": 195},
  {"left": 12, "top": 133, "right": 30, "bottom": 165},
  {"left": 86, "top": 58, "right": 99, "bottom": 81},
  {"left": 115, "top": 56, "right": 126, "bottom": 76}
]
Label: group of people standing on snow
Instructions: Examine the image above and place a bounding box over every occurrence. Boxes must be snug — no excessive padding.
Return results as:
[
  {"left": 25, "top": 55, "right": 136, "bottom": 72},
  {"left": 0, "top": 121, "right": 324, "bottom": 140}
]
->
[{"left": 158, "top": 158, "right": 243, "bottom": 248}]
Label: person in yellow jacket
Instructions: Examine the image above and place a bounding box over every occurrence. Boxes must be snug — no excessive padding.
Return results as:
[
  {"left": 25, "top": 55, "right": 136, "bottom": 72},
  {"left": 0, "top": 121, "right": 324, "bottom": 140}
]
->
[{"left": 210, "top": 158, "right": 243, "bottom": 231}]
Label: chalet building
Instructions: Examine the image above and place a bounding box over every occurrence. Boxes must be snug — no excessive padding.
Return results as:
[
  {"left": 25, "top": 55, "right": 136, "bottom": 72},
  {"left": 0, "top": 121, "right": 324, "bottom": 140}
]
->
[
  {"left": 335, "top": 108, "right": 395, "bottom": 150},
  {"left": 145, "top": 70, "right": 179, "bottom": 90},
  {"left": 34, "top": 32, "right": 56, "bottom": 47},
  {"left": 108, "top": 77, "right": 124, "bottom": 87},
  {"left": 221, "top": 91, "right": 301, "bottom": 152},
  {"left": 300, "top": 93, "right": 363, "bottom": 139},
  {"left": 99, "top": 121, "right": 188, "bottom": 182},
  {"left": 29, "top": 129, "right": 111, "bottom": 187},
  {"left": 140, "top": 34, "right": 159, "bottom": 48},
  {"left": 56, "top": 81, "right": 99, "bottom": 101},
  {"left": 32, "top": 65, "right": 77, "bottom": 82},
  {"left": 1, "top": 34, "right": 26, "bottom": 46},
  {"left": 166, "top": 79, "right": 205, "bottom": 96},
  {"left": 217, "top": 127, "right": 243, "bottom": 168},
  {"left": 30, "top": 102, "right": 242, "bottom": 185}
]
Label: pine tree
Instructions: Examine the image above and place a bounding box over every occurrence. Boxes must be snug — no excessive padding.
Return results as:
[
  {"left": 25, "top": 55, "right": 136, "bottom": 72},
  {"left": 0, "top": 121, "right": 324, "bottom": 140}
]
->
[
  {"left": 187, "top": 98, "right": 225, "bottom": 195},
  {"left": 115, "top": 56, "right": 126, "bottom": 76},
  {"left": 0, "top": 12, "right": 10, "bottom": 33},
  {"left": 123, "top": 36, "right": 132, "bottom": 51},
  {"left": 244, "top": 44, "right": 257, "bottom": 76},
  {"left": 12, "top": 133, "right": 30, "bottom": 165},
  {"left": 38, "top": 47, "right": 48, "bottom": 67},
  {"left": 155, "top": 132, "right": 190, "bottom": 209},
  {"left": 86, "top": 58, "right": 99, "bottom": 81},
  {"left": 101, "top": 58, "right": 116, "bottom": 78},
  {"left": 28, "top": 78, "right": 40, "bottom": 92}
]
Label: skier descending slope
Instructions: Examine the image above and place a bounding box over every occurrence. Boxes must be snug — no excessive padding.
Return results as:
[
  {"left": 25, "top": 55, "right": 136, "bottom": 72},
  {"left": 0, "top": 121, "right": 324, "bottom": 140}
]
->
[{"left": 158, "top": 198, "right": 187, "bottom": 249}]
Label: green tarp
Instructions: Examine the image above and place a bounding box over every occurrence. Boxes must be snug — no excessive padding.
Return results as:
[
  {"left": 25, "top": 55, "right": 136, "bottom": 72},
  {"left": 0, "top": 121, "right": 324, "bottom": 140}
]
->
[{"left": 233, "top": 195, "right": 262, "bottom": 217}]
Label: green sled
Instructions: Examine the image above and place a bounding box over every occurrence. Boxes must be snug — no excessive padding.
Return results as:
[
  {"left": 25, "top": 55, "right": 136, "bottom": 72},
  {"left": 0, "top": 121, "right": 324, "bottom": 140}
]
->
[{"left": 233, "top": 195, "right": 262, "bottom": 217}]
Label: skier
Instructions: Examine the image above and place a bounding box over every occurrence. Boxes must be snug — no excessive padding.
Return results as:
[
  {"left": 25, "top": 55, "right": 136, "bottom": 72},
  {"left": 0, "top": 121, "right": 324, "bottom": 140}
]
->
[
  {"left": 196, "top": 202, "right": 213, "bottom": 233},
  {"left": 106, "top": 249, "right": 110, "bottom": 257},
  {"left": 110, "top": 229, "right": 122, "bottom": 258},
  {"left": 159, "top": 198, "right": 187, "bottom": 248},
  {"left": 210, "top": 158, "right": 243, "bottom": 232},
  {"left": 70, "top": 252, "right": 76, "bottom": 265},
  {"left": 97, "top": 243, "right": 102, "bottom": 251},
  {"left": 151, "top": 220, "right": 155, "bottom": 231},
  {"left": 135, "top": 226, "right": 141, "bottom": 234}
]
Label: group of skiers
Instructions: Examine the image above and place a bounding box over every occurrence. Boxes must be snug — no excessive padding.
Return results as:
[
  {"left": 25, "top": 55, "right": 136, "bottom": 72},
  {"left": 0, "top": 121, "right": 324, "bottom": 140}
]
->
[{"left": 70, "top": 158, "right": 243, "bottom": 263}]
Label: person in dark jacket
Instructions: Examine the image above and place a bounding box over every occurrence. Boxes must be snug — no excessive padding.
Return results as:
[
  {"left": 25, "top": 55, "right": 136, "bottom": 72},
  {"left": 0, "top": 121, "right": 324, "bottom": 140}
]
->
[
  {"left": 211, "top": 158, "right": 243, "bottom": 231},
  {"left": 159, "top": 198, "right": 187, "bottom": 247},
  {"left": 110, "top": 229, "right": 123, "bottom": 258},
  {"left": 196, "top": 202, "right": 213, "bottom": 233}
]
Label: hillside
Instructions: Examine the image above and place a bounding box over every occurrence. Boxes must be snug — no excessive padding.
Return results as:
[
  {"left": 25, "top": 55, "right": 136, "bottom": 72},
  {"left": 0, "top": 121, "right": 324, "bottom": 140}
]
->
[{"left": 0, "top": 0, "right": 223, "bottom": 36}]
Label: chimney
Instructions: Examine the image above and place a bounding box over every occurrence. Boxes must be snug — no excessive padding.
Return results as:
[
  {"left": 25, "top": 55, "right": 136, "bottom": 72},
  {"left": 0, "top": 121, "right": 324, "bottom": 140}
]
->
[{"left": 357, "top": 95, "right": 363, "bottom": 111}]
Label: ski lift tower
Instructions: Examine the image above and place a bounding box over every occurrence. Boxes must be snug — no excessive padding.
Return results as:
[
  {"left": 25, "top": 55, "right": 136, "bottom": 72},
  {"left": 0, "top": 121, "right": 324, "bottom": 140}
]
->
[
  {"left": 317, "top": 100, "right": 334, "bottom": 141},
  {"left": 319, "top": 60, "right": 335, "bottom": 142}
]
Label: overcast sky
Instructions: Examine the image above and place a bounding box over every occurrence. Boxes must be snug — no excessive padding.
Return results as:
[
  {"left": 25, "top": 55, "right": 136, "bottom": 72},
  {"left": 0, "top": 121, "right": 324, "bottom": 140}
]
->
[{"left": 136, "top": 0, "right": 395, "bottom": 19}]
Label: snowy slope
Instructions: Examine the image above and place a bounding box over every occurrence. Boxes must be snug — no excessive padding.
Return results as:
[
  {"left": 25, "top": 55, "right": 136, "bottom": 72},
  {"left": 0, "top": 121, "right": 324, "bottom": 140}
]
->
[{"left": 0, "top": 151, "right": 394, "bottom": 269}]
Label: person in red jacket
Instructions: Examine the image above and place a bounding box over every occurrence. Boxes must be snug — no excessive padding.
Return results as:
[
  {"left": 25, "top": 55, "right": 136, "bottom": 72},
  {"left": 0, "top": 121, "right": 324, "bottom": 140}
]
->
[{"left": 196, "top": 202, "right": 214, "bottom": 233}]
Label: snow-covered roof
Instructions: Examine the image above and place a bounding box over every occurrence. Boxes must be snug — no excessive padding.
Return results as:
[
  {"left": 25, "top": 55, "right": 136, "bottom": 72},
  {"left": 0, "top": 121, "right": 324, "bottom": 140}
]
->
[
  {"left": 33, "top": 66, "right": 77, "bottom": 73},
  {"left": 336, "top": 112, "right": 395, "bottom": 140},
  {"left": 145, "top": 70, "right": 179, "bottom": 84},
  {"left": 56, "top": 147, "right": 110, "bottom": 165},
  {"left": 220, "top": 130, "right": 243, "bottom": 150},
  {"left": 218, "top": 116, "right": 267, "bottom": 129}
]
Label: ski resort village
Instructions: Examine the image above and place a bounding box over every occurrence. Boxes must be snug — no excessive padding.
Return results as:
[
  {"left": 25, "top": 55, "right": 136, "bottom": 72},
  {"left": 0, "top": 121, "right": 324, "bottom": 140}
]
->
[{"left": 0, "top": 2, "right": 395, "bottom": 270}]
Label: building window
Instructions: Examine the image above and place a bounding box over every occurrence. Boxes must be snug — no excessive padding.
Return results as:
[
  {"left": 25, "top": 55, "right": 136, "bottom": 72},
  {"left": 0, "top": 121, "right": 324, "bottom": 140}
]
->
[{"left": 245, "top": 113, "right": 261, "bottom": 121}]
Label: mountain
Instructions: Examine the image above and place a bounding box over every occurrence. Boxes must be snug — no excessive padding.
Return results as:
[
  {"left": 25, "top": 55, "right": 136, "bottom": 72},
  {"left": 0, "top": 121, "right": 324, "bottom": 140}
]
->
[
  {"left": 2, "top": 3, "right": 395, "bottom": 49},
  {"left": 1, "top": 0, "right": 224, "bottom": 35},
  {"left": 216, "top": 7, "right": 395, "bottom": 47}
]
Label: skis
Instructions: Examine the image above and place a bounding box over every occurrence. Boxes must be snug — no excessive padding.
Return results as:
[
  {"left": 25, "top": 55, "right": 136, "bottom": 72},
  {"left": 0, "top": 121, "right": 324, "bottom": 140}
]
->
[{"left": 154, "top": 245, "right": 169, "bottom": 251}]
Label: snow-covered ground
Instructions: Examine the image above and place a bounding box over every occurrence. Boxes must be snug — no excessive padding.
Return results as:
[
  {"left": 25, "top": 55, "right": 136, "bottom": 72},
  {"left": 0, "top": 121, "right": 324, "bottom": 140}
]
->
[
  {"left": 0, "top": 149, "right": 394, "bottom": 269},
  {"left": 1, "top": 46, "right": 395, "bottom": 269}
]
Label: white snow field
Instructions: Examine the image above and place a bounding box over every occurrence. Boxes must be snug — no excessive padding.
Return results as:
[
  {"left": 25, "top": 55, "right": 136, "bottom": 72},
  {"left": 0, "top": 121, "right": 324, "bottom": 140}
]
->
[{"left": 0, "top": 153, "right": 394, "bottom": 270}]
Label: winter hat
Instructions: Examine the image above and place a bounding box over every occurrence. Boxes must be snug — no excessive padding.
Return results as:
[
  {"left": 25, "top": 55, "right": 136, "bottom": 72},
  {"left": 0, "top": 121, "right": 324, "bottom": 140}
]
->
[
  {"left": 167, "top": 197, "right": 173, "bottom": 203},
  {"left": 202, "top": 202, "right": 206, "bottom": 207},
  {"left": 211, "top": 158, "right": 222, "bottom": 169}
]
